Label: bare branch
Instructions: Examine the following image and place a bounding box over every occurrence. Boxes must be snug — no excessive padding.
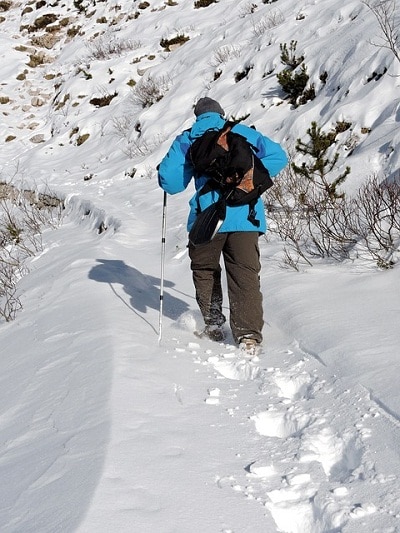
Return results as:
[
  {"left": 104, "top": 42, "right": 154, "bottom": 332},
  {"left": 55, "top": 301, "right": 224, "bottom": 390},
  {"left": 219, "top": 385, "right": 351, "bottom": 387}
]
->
[{"left": 364, "top": 0, "right": 400, "bottom": 63}]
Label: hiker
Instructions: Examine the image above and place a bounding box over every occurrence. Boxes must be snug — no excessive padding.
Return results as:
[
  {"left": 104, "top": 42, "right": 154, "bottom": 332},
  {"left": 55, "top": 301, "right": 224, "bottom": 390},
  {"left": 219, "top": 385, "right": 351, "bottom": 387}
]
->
[{"left": 158, "top": 97, "right": 287, "bottom": 352}]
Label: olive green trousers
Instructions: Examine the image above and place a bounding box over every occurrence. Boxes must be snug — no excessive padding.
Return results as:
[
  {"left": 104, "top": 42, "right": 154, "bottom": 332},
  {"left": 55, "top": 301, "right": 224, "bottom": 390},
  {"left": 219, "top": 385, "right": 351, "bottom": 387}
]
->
[{"left": 188, "top": 232, "right": 263, "bottom": 344}]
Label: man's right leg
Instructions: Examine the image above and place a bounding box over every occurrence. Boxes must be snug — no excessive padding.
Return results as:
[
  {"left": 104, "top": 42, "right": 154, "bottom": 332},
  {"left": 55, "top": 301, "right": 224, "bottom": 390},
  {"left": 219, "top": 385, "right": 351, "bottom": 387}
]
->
[
  {"left": 222, "top": 232, "right": 263, "bottom": 345},
  {"left": 188, "top": 234, "right": 227, "bottom": 331}
]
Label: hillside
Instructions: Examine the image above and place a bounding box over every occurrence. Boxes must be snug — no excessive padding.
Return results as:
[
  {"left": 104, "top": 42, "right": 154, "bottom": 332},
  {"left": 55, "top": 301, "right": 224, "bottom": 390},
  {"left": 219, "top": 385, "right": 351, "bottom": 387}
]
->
[{"left": 0, "top": 1, "right": 400, "bottom": 532}]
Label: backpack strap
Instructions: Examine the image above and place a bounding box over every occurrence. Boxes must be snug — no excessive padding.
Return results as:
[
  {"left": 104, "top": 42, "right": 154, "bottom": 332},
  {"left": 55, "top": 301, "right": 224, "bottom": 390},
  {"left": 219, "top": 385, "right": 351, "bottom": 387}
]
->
[
  {"left": 247, "top": 194, "right": 261, "bottom": 227},
  {"left": 216, "top": 121, "right": 232, "bottom": 151}
]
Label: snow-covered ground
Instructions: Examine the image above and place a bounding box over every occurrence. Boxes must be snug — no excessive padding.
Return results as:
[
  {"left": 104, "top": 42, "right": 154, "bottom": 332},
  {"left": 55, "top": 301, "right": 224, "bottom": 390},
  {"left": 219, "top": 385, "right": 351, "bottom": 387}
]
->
[{"left": 0, "top": 0, "right": 399, "bottom": 531}]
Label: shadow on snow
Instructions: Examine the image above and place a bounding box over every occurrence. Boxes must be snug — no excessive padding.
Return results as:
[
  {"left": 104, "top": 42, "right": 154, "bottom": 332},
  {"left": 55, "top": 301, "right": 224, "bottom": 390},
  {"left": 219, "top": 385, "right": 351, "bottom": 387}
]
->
[{"left": 89, "top": 259, "right": 190, "bottom": 332}]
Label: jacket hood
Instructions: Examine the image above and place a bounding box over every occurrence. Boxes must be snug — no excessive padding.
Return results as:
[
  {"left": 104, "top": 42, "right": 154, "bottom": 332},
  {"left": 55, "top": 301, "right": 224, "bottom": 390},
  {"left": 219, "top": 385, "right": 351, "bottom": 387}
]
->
[{"left": 189, "top": 112, "right": 226, "bottom": 139}]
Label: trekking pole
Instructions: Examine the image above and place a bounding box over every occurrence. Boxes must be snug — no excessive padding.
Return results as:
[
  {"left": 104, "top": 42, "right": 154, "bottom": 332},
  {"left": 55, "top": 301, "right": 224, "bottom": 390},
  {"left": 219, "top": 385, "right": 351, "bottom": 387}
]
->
[{"left": 158, "top": 190, "right": 168, "bottom": 344}]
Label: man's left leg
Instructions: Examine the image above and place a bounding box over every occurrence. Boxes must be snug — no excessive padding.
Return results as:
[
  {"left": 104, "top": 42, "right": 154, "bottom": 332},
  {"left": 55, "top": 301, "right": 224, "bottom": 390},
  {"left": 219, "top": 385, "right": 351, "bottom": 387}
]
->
[{"left": 188, "top": 234, "right": 227, "bottom": 336}]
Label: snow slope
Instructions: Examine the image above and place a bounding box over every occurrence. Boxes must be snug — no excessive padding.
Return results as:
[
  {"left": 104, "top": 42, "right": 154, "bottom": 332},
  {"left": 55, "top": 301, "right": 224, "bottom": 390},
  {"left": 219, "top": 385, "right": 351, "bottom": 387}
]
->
[{"left": 0, "top": 0, "right": 400, "bottom": 531}]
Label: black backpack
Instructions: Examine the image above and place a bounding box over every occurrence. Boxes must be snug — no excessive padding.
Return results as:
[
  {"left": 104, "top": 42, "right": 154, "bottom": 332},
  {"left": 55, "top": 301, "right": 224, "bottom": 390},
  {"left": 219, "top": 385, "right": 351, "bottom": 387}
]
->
[{"left": 189, "top": 121, "right": 273, "bottom": 218}]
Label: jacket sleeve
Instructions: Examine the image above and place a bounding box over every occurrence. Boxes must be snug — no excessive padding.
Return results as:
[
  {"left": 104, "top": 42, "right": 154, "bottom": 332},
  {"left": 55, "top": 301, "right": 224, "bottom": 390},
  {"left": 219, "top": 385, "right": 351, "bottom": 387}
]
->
[
  {"left": 234, "top": 124, "right": 288, "bottom": 178},
  {"left": 158, "top": 132, "right": 194, "bottom": 195},
  {"left": 256, "top": 136, "right": 288, "bottom": 177}
]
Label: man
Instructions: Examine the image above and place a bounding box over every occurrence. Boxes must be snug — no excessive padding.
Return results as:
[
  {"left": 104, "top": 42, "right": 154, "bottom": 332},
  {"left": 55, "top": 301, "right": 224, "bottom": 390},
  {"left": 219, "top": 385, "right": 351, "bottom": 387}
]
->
[{"left": 158, "top": 97, "right": 287, "bottom": 352}]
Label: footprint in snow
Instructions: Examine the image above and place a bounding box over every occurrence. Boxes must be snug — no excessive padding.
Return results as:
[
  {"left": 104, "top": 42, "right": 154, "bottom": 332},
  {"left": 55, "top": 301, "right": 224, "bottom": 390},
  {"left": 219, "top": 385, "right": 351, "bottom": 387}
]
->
[
  {"left": 205, "top": 387, "right": 221, "bottom": 405},
  {"left": 251, "top": 406, "right": 312, "bottom": 439},
  {"left": 299, "top": 426, "right": 363, "bottom": 482},
  {"left": 272, "top": 368, "right": 314, "bottom": 401},
  {"left": 208, "top": 356, "right": 262, "bottom": 381}
]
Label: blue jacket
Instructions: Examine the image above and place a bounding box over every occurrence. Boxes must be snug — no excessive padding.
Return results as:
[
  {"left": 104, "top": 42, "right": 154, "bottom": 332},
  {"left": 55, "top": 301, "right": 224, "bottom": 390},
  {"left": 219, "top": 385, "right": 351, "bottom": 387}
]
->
[{"left": 158, "top": 112, "right": 288, "bottom": 233}]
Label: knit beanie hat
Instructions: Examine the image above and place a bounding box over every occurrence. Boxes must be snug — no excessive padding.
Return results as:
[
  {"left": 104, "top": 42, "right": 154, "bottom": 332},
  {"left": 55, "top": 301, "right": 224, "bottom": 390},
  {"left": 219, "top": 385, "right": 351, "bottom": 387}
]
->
[{"left": 194, "top": 97, "right": 225, "bottom": 117}]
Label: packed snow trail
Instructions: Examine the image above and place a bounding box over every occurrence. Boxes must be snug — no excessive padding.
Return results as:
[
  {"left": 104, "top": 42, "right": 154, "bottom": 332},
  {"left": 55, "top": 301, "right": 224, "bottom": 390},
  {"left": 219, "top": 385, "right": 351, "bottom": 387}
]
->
[
  {"left": 77, "top": 244, "right": 400, "bottom": 533},
  {"left": 156, "top": 318, "right": 400, "bottom": 533}
]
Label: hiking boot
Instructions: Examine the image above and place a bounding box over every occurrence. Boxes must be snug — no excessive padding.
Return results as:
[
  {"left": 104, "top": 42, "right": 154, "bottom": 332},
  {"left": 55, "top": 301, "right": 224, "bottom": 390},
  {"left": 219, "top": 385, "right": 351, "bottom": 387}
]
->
[
  {"left": 239, "top": 336, "right": 260, "bottom": 357},
  {"left": 202, "top": 325, "right": 225, "bottom": 342}
]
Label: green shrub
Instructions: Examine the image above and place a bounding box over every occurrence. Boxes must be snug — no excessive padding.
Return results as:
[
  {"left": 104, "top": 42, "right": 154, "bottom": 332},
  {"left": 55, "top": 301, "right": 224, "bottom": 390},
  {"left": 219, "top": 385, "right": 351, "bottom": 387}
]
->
[
  {"left": 160, "top": 34, "right": 189, "bottom": 51},
  {"left": 280, "top": 40, "right": 304, "bottom": 69},
  {"left": 0, "top": 1, "right": 12, "bottom": 12},
  {"left": 76, "top": 133, "right": 90, "bottom": 145},
  {"left": 276, "top": 41, "right": 314, "bottom": 106},
  {"left": 27, "top": 52, "right": 47, "bottom": 67},
  {"left": 74, "top": 0, "right": 86, "bottom": 13},
  {"left": 194, "top": 0, "right": 217, "bottom": 8},
  {"left": 67, "top": 25, "right": 81, "bottom": 37},
  {"left": 89, "top": 91, "right": 117, "bottom": 107},
  {"left": 234, "top": 65, "right": 252, "bottom": 82},
  {"left": 292, "top": 121, "right": 350, "bottom": 200},
  {"left": 31, "top": 13, "right": 58, "bottom": 31},
  {"left": 277, "top": 64, "right": 309, "bottom": 105}
]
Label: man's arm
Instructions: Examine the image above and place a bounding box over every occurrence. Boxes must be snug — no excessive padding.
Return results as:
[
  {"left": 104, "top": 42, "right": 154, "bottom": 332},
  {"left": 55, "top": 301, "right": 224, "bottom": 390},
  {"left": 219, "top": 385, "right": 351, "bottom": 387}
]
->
[
  {"left": 158, "top": 132, "right": 194, "bottom": 194},
  {"left": 234, "top": 124, "right": 288, "bottom": 177}
]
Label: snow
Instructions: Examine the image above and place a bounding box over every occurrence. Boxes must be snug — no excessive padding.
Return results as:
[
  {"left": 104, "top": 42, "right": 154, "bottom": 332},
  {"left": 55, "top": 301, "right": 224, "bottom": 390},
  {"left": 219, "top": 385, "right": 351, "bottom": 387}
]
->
[{"left": 0, "top": 0, "right": 400, "bottom": 531}]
